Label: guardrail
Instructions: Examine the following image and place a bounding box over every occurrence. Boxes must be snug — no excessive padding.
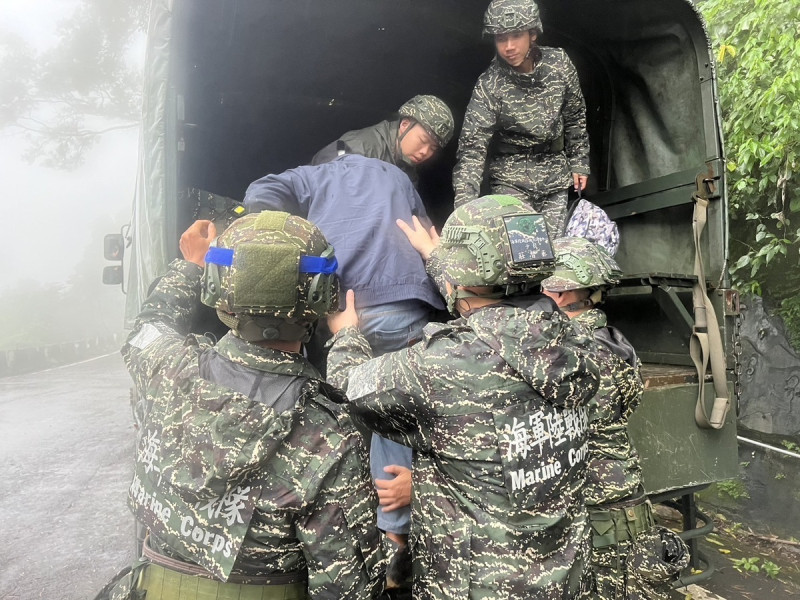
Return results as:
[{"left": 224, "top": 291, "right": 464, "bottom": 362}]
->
[{"left": 0, "top": 334, "right": 124, "bottom": 377}]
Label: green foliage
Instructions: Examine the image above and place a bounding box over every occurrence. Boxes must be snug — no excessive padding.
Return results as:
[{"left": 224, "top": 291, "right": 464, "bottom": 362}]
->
[
  {"left": 716, "top": 479, "right": 750, "bottom": 500},
  {"left": 732, "top": 556, "right": 761, "bottom": 574},
  {"left": 702, "top": 0, "right": 800, "bottom": 334},
  {"left": 780, "top": 440, "right": 800, "bottom": 452},
  {"left": 762, "top": 560, "right": 781, "bottom": 579},
  {"left": 775, "top": 296, "right": 800, "bottom": 350},
  {"left": 0, "top": 0, "right": 148, "bottom": 169}
]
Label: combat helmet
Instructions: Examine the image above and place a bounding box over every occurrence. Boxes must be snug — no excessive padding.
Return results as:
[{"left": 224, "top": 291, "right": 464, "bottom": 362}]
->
[
  {"left": 398, "top": 95, "right": 455, "bottom": 147},
  {"left": 436, "top": 195, "right": 555, "bottom": 312},
  {"left": 483, "top": 0, "right": 543, "bottom": 36},
  {"left": 201, "top": 211, "right": 339, "bottom": 342},
  {"left": 541, "top": 236, "right": 623, "bottom": 293}
]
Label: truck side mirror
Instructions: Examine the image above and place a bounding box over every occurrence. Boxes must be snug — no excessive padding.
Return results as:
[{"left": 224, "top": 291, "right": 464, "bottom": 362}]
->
[
  {"left": 103, "top": 265, "right": 124, "bottom": 285},
  {"left": 104, "top": 233, "right": 125, "bottom": 261}
]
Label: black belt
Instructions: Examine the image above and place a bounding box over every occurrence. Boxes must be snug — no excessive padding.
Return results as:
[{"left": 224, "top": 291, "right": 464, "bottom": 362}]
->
[{"left": 495, "top": 137, "right": 564, "bottom": 155}]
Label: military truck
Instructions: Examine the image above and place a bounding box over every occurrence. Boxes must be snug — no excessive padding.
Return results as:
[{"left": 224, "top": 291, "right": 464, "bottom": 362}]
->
[{"left": 104, "top": 0, "right": 739, "bottom": 581}]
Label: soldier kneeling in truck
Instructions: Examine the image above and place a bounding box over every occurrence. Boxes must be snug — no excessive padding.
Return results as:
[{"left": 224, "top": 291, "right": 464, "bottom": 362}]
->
[
  {"left": 542, "top": 237, "right": 689, "bottom": 599},
  {"left": 311, "top": 94, "right": 455, "bottom": 187}
]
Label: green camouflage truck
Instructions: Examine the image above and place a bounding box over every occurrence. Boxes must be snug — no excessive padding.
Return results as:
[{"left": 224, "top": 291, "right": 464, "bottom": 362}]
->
[{"left": 104, "top": 0, "right": 739, "bottom": 580}]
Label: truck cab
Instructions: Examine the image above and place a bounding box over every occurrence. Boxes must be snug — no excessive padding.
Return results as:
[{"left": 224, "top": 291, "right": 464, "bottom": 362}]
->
[{"left": 107, "top": 0, "right": 739, "bottom": 579}]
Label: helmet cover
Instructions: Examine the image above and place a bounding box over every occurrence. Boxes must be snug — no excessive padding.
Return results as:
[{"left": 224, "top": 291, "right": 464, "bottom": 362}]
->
[
  {"left": 398, "top": 95, "right": 455, "bottom": 147},
  {"left": 437, "top": 195, "right": 555, "bottom": 289},
  {"left": 483, "top": 0, "right": 543, "bottom": 36},
  {"left": 201, "top": 212, "right": 339, "bottom": 329},
  {"left": 540, "top": 236, "right": 623, "bottom": 292}
]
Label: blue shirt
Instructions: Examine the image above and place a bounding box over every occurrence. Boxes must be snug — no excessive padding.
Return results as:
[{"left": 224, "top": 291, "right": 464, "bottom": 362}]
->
[{"left": 243, "top": 155, "right": 444, "bottom": 310}]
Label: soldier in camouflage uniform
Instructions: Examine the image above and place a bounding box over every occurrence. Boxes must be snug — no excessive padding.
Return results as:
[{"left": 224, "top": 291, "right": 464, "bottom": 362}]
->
[
  {"left": 103, "top": 213, "right": 386, "bottom": 600},
  {"left": 327, "top": 195, "right": 600, "bottom": 599},
  {"left": 542, "top": 237, "right": 689, "bottom": 599},
  {"left": 312, "top": 94, "right": 455, "bottom": 186},
  {"left": 453, "top": 0, "right": 590, "bottom": 237}
]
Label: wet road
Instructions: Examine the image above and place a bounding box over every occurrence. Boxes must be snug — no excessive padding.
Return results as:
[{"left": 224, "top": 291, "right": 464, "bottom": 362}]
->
[{"left": 0, "top": 353, "right": 135, "bottom": 600}]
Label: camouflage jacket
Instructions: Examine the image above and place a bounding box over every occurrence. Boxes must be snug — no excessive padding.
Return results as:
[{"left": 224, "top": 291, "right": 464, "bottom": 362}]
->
[
  {"left": 328, "top": 296, "right": 600, "bottom": 599},
  {"left": 574, "top": 308, "right": 645, "bottom": 506},
  {"left": 310, "top": 118, "right": 418, "bottom": 186},
  {"left": 121, "top": 259, "right": 385, "bottom": 598},
  {"left": 453, "top": 48, "right": 590, "bottom": 205}
]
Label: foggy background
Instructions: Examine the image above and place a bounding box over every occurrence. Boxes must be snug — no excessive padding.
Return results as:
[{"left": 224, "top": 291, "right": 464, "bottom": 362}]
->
[{"left": 0, "top": 0, "right": 145, "bottom": 352}]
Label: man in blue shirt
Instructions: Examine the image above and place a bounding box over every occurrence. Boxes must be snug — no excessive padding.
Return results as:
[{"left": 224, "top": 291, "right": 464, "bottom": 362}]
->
[{"left": 243, "top": 154, "right": 445, "bottom": 551}]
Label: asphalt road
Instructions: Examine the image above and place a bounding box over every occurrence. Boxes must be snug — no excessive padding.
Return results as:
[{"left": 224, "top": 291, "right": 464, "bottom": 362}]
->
[{"left": 0, "top": 353, "right": 135, "bottom": 600}]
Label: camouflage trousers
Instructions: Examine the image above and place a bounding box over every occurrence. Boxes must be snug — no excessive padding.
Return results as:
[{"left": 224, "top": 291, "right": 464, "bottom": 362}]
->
[
  {"left": 488, "top": 150, "right": 573, "bottom": 237},
  {"left": 490, "top": 184, "right": 569, "bottom": 239},
  {"left": 589, "top": 527, "right": 689, "bottom": 600}
]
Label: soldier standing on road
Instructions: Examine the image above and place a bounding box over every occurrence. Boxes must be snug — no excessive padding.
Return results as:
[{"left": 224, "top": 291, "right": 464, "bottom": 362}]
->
[
  {"left": 542, "top": 237, "right": 689, "bottom": 599},
  {"left": 311, "top": 94, "right": 455, "bottom": 187},
  {"left": 326, "top": 195, "right": 600, "bottom": 599},
  {"left": 100, "top": 214, "right": 386, "bottom": 600},
  {"left": 453, "top": 0, "right": 590, "bottom": 237}
]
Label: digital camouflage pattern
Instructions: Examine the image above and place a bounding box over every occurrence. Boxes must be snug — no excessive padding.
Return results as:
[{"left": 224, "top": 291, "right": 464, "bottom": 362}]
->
[
  {"left": 398, "top": 94, "right": 455, "bottom": 148},
  {"left": 565, "top": 199, "right": 621, "bottom": 257},
  {"left": 541, "top": 236, "right": 622, "bottom": 293},
  {"left": 574, "top": 308, "right": 643, "bottom": 506},
  {"left": 574, "top": 308, "right": 689, "bottom": 599},
  {"left": 482, "top": 0, "right": 543, "bottom": 36},
  {"left": 327, "top": 294, "right": 601, "bottom": 599},
  {"left": 452, "top": 46, "right": 590, "bottom": 236},
  {"left": 120, "top": 259, "right": 386, "bottom": 598},
  {"left": 436, "top": 194, "right": 555, "bottom": 288}
]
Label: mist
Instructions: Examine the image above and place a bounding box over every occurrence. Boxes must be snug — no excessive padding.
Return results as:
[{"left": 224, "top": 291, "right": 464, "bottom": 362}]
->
[{"left": 0, "top": 0, "right": 144, "bottom": 355}]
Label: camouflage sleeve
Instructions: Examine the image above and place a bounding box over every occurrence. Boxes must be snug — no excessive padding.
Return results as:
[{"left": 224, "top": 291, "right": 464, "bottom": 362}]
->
[
  {"left": 425, "top": 249, "right": 449, "bottom": 300},
  {"left": 298, "top": 427, "right": 386, "bottom": 599},
  {"left": 121, "top": 258, "right": 206, "bottom": 389},
  {"left": 326, "top": 326, "right": 375, "bottom": 391},
  {"left": 327, "top": 329, "right": 433, "bottom": 450},
  {"left": 560, "top": 52, "right": 590, "bottom": 175},
  {"left": 453, "top": 74, "right": 498, "bottom": 207}
]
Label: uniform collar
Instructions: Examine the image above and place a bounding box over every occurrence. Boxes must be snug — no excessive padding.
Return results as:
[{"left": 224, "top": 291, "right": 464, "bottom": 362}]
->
[
  {"left": 214, "top": 331, "right": 322, "bottom": 379},
  {"left": 574, "top": 307, "right": 607, "bottom": 330}
]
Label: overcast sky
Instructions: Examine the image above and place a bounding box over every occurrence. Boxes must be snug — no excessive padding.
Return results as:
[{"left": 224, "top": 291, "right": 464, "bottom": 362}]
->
[{"left": 0, "top": 0, "right": 140, "bottom": 292}]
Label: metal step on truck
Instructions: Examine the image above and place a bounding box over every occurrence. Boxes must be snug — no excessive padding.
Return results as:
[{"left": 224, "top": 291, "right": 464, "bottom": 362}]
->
[{"left": 103, "top": 0, "right": 740, "bottom": 583}]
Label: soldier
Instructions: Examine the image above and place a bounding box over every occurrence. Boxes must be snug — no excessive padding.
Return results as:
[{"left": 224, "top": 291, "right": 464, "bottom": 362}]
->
[
  {"left": 453, "top": 0, "right": 590, "bottom": 237},
  {"left": 102, "top": 214, "right": 386, "bottom": 599},
  {"left": 243, "top": 155, "right": 446, "bottom": 550},
  {"left": 327, "top": 195, "right": 600, "bottom": 599},
  {"left": 311, "top": 94, "right": 455, "bottom": 186},
  {"left": 541, "top": 237, "right": 689, "bottom": 599}
]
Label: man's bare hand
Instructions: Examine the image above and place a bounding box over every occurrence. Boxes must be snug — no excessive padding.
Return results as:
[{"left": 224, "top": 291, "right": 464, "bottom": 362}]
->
[
  {"left": 396, "top": 216, "right": 439, "bottom": 261},
  {"left": 327, "top": 289, "right": 359, "bottom": 335},
  {"left": 375, "top": 465, "right": 412, "bottom": 512},
  {"left": 180, "top": 220, "right": 217, "bottom": 267},
  {"left": 572, "top": 172, "right": 589, "bottom": 192}
]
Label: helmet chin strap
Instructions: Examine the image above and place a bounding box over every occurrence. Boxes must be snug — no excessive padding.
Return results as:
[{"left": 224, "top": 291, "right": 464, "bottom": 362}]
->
[{"left": 396, "top": 120, "right": 418, "bottom": 166}]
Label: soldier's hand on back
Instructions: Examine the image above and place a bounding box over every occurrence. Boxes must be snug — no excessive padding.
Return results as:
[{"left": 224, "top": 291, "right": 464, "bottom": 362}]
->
[
  {"left": 396, "top": 216, "right": 439, "bottom": 261},
  {"left": 375, "top": 465, "right": 412, "bottom": 512},
  {"left": 327, "top": 289, "right": 359, "bottom": 335},
  {"left": 180, "top": 219, "right": 217, "bottom": 267}
]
